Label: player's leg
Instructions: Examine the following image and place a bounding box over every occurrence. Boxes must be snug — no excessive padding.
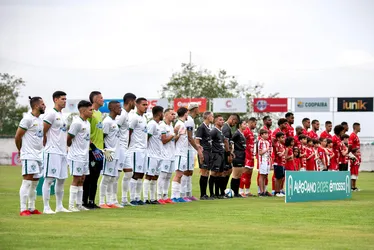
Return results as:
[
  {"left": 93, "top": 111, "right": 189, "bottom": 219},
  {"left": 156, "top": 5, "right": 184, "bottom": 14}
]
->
[
  {"left": 134, "top": 152, "right": 146, "bottom": 205},
  {"left": 121, "top": 150, "right": 133, "bottom": 206},
  {"left": 149, "top": 160, "right": 162, "bottom": 204},
  {"left": 19, "top": 160, "right": 36, "bottom": 216},
  {"left": 163, "top": 161, "right": 175, "bottom": 203},
  {"left": 158, "top": 160, "right": 169, "bottom": 202},
  {"left": 111, "top": 158, "right": 122, "bottom": 207},
  {"left": 27, "top": 160, "right": 42, "bottom": 215},
  {"left": 186, "top": 150, "right": 197, "bottom": 200},
  {"left": 55, "top": 155, "right": 69, "bottom": 212},
  {"left": 68, "top": 161, "right": 81, "bottom": 212},
  {"left": 42, "top": 153, "right": 55, "bottom": 214},
  {"left": 199, "top": 151, "right": 211, "bottom": 200},
  {"left": 76, "top": 162, "right": 90, "bottom": 211},
  {"left": 231, "top": 166, "right": 242, "bottom": 197},
  {"left": 171, "top": 156, "right": 187, "bottom": 202}
]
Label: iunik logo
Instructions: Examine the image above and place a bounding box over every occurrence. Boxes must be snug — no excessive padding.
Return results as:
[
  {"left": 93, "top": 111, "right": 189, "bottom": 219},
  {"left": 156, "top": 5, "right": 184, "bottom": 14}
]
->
[{"left": 343, "top": 100, "right": 367, "bottom": 110}]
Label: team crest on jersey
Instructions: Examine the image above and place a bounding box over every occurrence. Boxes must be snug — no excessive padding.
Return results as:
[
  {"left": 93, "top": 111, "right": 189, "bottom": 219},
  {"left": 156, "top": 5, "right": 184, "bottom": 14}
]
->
[
  {"left": 60, "top": 124, "right": 67, "bottom": 132},
  {"left": 84, "top": 133, "right": 90, "bottom": 141},
  {"left": 56, "top": 118, "right": 60, "bottom": 121},
  {"left": 165, "top": 165, "right": 169, "bottom": 169},
  {"left": 31, "top": 164, "right": 36, "bottom": 171},
  {"left": 109, "top": 168, "right": 113, "bottom": 172},
  {"left": 97, "top": 122, "right": 103, "bottom": 129},
  {"left": 51, "top": 168, "right": 57, "bottom": 174},
  {"left": 35, "top": 130, "right": 43, "bottom": 138},
  {"left": 77, "top": 167, "right": 82, "bottom": 173},
  {"left": 142, "top": 126, "right": 147, "bottom": 133},
  {"left": 33, "top": 123, "right": 38, "bottom": 127}
]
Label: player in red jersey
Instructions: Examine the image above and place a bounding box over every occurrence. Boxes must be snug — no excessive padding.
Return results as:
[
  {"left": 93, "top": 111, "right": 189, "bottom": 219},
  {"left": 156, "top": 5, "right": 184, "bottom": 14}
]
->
[
  {"left": 284, "top": 137, "right": 295, "bottom": 171},
  {"left": 339, "top": 134, "right": 349, "bottom": 171},
  {"left": 305, "top": 138, "right": 316, "bottom": 171},
  {"left": 301, "top": 118, "right": 310, "bottom": 135},
  {"left": 293, "top": 147, "right": 301, "bottom": 171},
  {"left": 341, "top": 121, "right": 349, "bottom": 134},
  {"left": 273, "top": 132, "right": 285, "bottom": 197},
  {"left": 326, "top": 139, "right": 334, "bottom": 170},
  {"left": 318, "top": 137, "right": 328, "bottom": 171},
  {"left": 294, "top": 126, "right": 303, "bottom": 148},
  {"left": 313, "top": 139, "right": 323, "bottom": 171},
  {"left": 298, "top": 134, "right": 307, "bottom": 171},
  {"left": 331, "top": 125, "right": 345, "bottom": 171},
  {"left": 320, "top": 121, "right": 332, "bottom": 140},
  {"left": 349, "top": 122, "right": 361, "bottom": 151},
  {"left": 285, "top": 112, "right": 295, "bottom": 137},
  {"left": 308, "top": 119, "right": 319, "bottom": 140},
  {"left": 350, "top": 148, "right": 361, "bottom": 191}
]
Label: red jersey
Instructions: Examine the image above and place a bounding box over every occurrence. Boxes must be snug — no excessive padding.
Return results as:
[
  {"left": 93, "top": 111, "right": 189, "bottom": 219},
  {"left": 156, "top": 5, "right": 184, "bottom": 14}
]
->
[
  {"left": 294, "top": 158, "right": 301, "bottom": 171},
  {"left": 305, "top": 146, "right": 316, "bottom": 171},
  {"left": 294, "top": 135, "right": 301, "bottom": 148},
  {"left": 298, "top": 144, "right": 307, "bottom": 169},
  {"left": 273, "top": 141, "right": 286, "bottom": 166},
  {"left": 350, "top": 153, "right": 361, "bottom": 176},
  {"left": 339, "top": 143, "right": 348, "bottom": 164},
  {"left": 308, "top": 130, "right": 319, "bottom": 140},
  {"left": 286, "top": 123, "right": 295, "bottom": 138},
  {"left": 320, "top": 131, "right": 332, "bottom": 140},
  {"left": 244, "top": 128, "right": 255, "bottom": 167},
  {"left": 349, "top": 132, "right": 360, "bottom": 150},
  {"left": 331, "top": 135, "right": 342, "bottom": 170},
  {"left": 272, "top": 127, "right": 287, "bottom": 141},
  {"left": 259, "top": 125, "right": 272, "bottom": 145},
  {"left": 302, "top": 128, "right": 308, "bottom": 135},
  {"left": 285, "top": 147, "right": 295, "bottom": 171}
]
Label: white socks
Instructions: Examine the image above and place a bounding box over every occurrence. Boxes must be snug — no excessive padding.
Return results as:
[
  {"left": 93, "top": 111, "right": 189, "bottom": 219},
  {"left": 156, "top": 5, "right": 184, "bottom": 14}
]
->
[
  {"left": 100, "top": 175, "right": 111, "bottom": 205},
  {"left": 20, "top": 180, "right": 32, "bottom": 212},
  {"left": 77, "top": 186, "right": 83, "bottom": 206},
  {"left": 69, "top": 185, "right": 78, "bottom": 208},
  {"left": 55, "top": 179, "right": 65, "bottom": 209},
  {"left": 129, "top": 178, "right": 137, "bottom": 201},
  {"left": 150, "top": 180, "right": 157, "bottom": 201},
  {"left": 136, "top": 179, "right": 143, "bottom": 201},
  {"left": 121, "top": 172, "right": 132, "bottom": 203},
  {"left": 181, "top": 175, "right": 187, "bottom": 198},
  {"left": 171, "top": 181, "right": 181, "bottom": 199},
  {"left": 186, "top": 176, "right": 192, "bottom": 197},
  {"left": 112, "top": 175, "right": 120, "bottom": 204},
  {"left": 245, "top": 188, "right": 250, "bottom": 194},
  {"left": 42, "top": 177, "right": 54, "bottom": 210},
  {"left": 158, "top": 172, "right": 167, "bottom": 200},
  {"left": 143, "top": 179, "right": 150, "bottom": 202},
  {"left": 164, "top": 173, "right": 172, "bottom": 199},
  {"left": 28, "top": 180, "right": 38, "bottom": 211},
  {"left": 239, "top": 188, "right": 244, "bottom": 194}
]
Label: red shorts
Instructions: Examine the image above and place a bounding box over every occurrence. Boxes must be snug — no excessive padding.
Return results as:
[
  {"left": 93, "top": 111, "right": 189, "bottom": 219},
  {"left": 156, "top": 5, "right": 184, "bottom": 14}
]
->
[
  {"left": 245, "top": 158, "right": 254, "bottom": 168},
  {"left": 350, "top": 166, "right": 359, "bottom": 176}
]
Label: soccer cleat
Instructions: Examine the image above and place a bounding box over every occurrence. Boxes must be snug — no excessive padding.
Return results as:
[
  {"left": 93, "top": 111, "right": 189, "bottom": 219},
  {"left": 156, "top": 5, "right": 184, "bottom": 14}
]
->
[
  {"left": 271, "top": 191, "right": 275, "bottom": 196},
  {"left": 69, "top": 206, "right": 80, "bottom": 212},
  {"left": 56, "top": 207, "right": 72, "bottom": 213},
  {"left": 164, "top": 198, "right": 175, "bottom": 204},
  {"left": 121, "top": 201, "right": 136, "bottom": 207},
  {"left": 200, "top": 195, "right": 210, "bottom": 200},
  {"left": 20, "top": 210, "right": 31, "bottom": 216},
  {"left": 108, "top": 204, "right": 121, "bottom": 208},
  {"left": 145, "top": 200, "right": 152, "bottom": 205},
  {"left": 112, "top": 203, "right": 124, "bottom": 208},
  {"left": 177, "top": 197, "right": 187, "bottom": 203},
  {"left": 158, "top": 199, "right": 167, "bottom": 205},
  {"left": 275, "top": 193, "right": 283, "bottom": 197},
  {"left": 30, "top": 209, "right": 42, "bottom": 215},
  {"left": 265, "top": 191, "right": 273, "bottom": 197},
  {"left": 130, "top": 201, "right": 138, "bottom": 206},
  {"left": 137, "top": 200, "right": 145, "bottom": 206},
  {"left": 183, "top": 197, "right": 192, "bottom": 202},
  {"left": 43, "top": 208, "right": 56, "bottom": 214},
  {"left": 246, "top": 193, "right": 255, "bottom": 197},
  {"left": 171, "top": 198, "right": 180, "bottom": 203},
  {"left": 92, "top": 203, "right": 101, "bottom": 209},
  {"left": 77, "top": 205, "right": 90, "bottom": 211},
  {"left": 280, "top": 191, "right": 285, "bottom": 196},
  {"left": 188, "top": 196, "right": 198, "bottom": 201},
  {"left": 240, "top": 193, "right": 247, "bottom": 198},
  {"left": 150, "top": 200, "right": 160, "bottom": 205},
  {"left": 99, "top": 204, "right": 111, "bottom": 209}
]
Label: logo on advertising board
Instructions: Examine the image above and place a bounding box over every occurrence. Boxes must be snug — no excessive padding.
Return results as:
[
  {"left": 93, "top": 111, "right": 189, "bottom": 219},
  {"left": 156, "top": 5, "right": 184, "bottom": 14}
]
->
[
  {"left": 295, "top": 98, "right": 330, "bottom": 112},
  {"left": 12, "top": 152, "right": 21, "bottom": 166},
  {"left": 337, "top": 97, "right": 373, "bottom": 112},
  {"left": 213, "top": 98, "right": 247, "bottom": 113},
  {"left": 253, "top": 98, "right": 288, "bottom": 113},
  {"left": 99, "top": 99, "right": 168, "bottom": 113},
  {"left": 173, "top": 98, "right": 207, "bottom": 112}
]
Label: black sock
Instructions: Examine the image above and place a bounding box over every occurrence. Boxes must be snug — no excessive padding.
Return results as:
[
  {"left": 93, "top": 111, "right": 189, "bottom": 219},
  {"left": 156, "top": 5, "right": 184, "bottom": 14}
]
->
[
  {"left": 215, "top": 177, "right": 221, "bottom": 196},
  {"left": 224, "top": 175, "right": 230, "bottom": 189},
  {"left": 220, "top": 177, "right": 226, "bottom": 196},
  {"left": 209, "top": 176, "right": 215, "bottom": 197},
  {"left": 231, "top": 178, "right": 240, "bottom": 195},
  {"left": 200, "top": 176, "right": 208, "bottom": 197}
]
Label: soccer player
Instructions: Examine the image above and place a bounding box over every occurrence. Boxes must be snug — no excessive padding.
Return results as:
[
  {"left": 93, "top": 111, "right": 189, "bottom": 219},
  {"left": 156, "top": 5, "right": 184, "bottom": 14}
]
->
[
  {"left": 67, "top": 100, "right": 93, "bottom": 212},
  {"left": 232, "top": 119, "right": 248, "bottom": 197},
  {"left": 117, "top": 93, "right": 137, "bottom": 207},
  {"left": 143, "top": 106, "right": 164, "bottom": 205},
  {"left": 313, "top": 139, "right": 322, "bottom": 171},
  {"left": 128, "top": 98, "right": 148, "bottom": 205},
  {"left": 326, "top": 139, "right": 334, "bottom": 170},
  {"left": 195, "top": 111, "right": 214, "bottom": 200},
  {"left": 42, "top": 91, "right": 70, "bottom": 214},
  {"left": 298, "top": 134, "right": 307, "bottom": 171},
  {"left": 285, "top": 137, "right": 295, "bottom": 171},
  {"left": 285, "top": 112, "right": 295, "bottom": 137},
  {"left": 99, "top": 101, "right": 122, "bottom": 208},
  {"left": 331, "top": 125, "right": 346, "bottom": 171},
  {"left": 341, "top": 122, "right": 349, "bottom": 134},
  {"left": 318, "top": 137, "right": 328, "bottom": 171},
  {"left": 349, "top": 122, "right": 361, "bottom": 152},
  {"left": 339, "top": 134, "right": 349, "bottom": 171},
  {"left": 257, "top": 116, "right": 273, "bottom": 195},
  {"left": 183, "top": 103, "right": 204, "bottom": 201},
  {"left": 15, "top": 96, "right": 46, "bottom": 216},
  {"left": 257, "top": 129, "right": 271, "bottom": 197},
  {"left": 83, "top": 91, "right": 104, "bottom": 209},
  {"left": 294, "top": 126, "right": 303, "bottom": 147},
  {"left": 272, "top": 132, "right": 286, "bottom": 197},
  {"left": 320, "top": 121, "right": 333, "bottom": 139},
  {"left": 350, "top": 148, "right": 361, "bottom": 191},
  {"left": 308, "top": 120, "right": 319, "bottom": 139},
  {"left": 171, "top": 107, "right": 189, "bottom": 203},
  {"left": 293, "top": 147, "right": 301, "bottom": 171},
  {"left": 301, "top": 118, "right": 310, "bottom": 135},
  {"left": 158, "top": 109, "right": 178, "bottom": 203},
  {"left": 305, "top": 138, "right": 316, "bottom": 171}
]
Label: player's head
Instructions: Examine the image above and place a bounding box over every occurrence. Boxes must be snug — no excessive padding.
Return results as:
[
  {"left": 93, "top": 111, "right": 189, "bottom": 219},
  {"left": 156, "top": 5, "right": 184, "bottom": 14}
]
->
[
  {"left": 248, "top": 117, "right": 257, "bottom": 129},
  {"left": 135, "top": 97, "right": 148, "bottom": 114},
  {"left": 312, "top": 119, "right": 320, "bottom": 131},
  {"left": 351, "top": 148, "right": 359, "bottom": 155},
  {"left": 238, "top": 119, "right": 247, "bottom": 131},
  {"left": 123, "top": 93, "right": 137, "bottom": 110},
  {"left": 263, "top": 115, "right": 272, "bottom": 127},
  {"left": 227, "top": 113, "right": 240, "bottom": 127},
  {"left": 313, "top": 139, "right": 320, "bottom": 147},
  {"left": 307, "top": 137, "right": 314, "bottom": 146},
  {"left": 152, "top": 106, "right": 164, "bottom": 121},
  {"left": 298, "top": 134, "right": 307, "bottom": 144},
  {"left": 341, "top": 133, "right": 349, "bottom": 142},
  {"left": 295, "top": 125, "right": 303, "bottom": 135},
  {"left": 333, "top": 125, "right": 345, "bottom": 137},
  {"left": 341, "top": 121, "right": 349, "bottom": 132},
  {"left": 293, "top": 147, "right": 300, "bottom": 158},
  {"left": 278, "top": 118, "right": 288, "bottom": 130},
  {"left": 177, "top": 107, "right": 188, "bottom": 119},
  {"left": 302, "top": 118, "right": 310, "bottom": 129},
  {"left": 52, "top": 91, "right": 67, "bottom": 109},
  {"left": 78, "top": 100, "right": 93, "bottom": 119},
  {"left": 319, "top": 137, "right": 327, "bottom": 147},
  {"left": 325, "top": 121, "right": 332, "bottom": 132},
  {"left": 259, "top": 129, "right": 269, "bottom": 140},
  {"left": 285, "top": 112, "right": 294, "bottom": 125},
  {"left": 276, "top": 131, "right": 285, "bottom": 144},
  {"left": 327, "top": 138, "right": 333, "bottom": 148},
  {"left": 203, "top": 111, "right": 214, "bottom": 124},
  {"left": 164, "top": 108, "right": 175, "bottom": 123},
  {"left": 89, "top": 91, "right": 104, "bottom": 107},
  {"left": 285, "top": 137, "right": 295, "bottom": 147},
  {"left": 353, "top": 122, "right": 361, "bottom": 133},
  {"left": 214, "top": 114, "right": 224, "bottom": 128},
  {"left": 188, "top": 103, "right": 200, "bottom": 118},
  {"left": 108, "top": 100, "right": 121, "bottom": 116},
  {"left": 29, "top": 96, "right": 45, "bottom": 114}
]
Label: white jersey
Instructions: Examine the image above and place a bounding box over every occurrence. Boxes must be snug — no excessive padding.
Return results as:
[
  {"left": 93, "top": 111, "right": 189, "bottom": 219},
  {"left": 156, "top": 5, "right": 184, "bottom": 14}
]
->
[
  {"left": 18, "top": 113, "right": 43, "bottom": 161},
  {"left": 43, "top": 108, "right": 67, "bottom": 155},
  {"left": 160, "top": 121, "right": 175, "bottom": 161},
  {"left": 175, "top": 119, "right": 188, "bottom": 157},
  {"left": 146, "top": 120, "right": 163, "bottom": 158},
  {"left": 185, "top": 115, "right": 195, "bottom": 151},
  {"left": 103, "top": 116, "right": 120, "bottom": 150},
  {"left": 116, "top": 108, "right": 130, "bottom": 149},
  {"left": 67, "top": 117, "right": 91, "bottom": 162},
  {"left": 128, "top": 112, "right": 147, "bottom": 152}
]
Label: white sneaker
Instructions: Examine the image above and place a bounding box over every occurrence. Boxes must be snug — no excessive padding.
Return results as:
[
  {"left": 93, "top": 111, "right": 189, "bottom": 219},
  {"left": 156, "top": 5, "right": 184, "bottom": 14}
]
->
[
  {"left": 77, "top": 205, "right": 89, "bottom": 211},
  {"left": 43, "top": 208, "right": 56, "bottom": 214},
  {"left": 113, "top": 202, "right": 124, "bottom": 208},
  {"left": 56, "top": 207, "right": 72, "bottom": 213},
  {"left": 69, "top": 206, "right": 80, "bottom": 212},
  {"left": 121, "top": 201, "right": 135, "bottom": 207},
  {"left": 276, "top": 193, "right": 285, "bottom": 197}
]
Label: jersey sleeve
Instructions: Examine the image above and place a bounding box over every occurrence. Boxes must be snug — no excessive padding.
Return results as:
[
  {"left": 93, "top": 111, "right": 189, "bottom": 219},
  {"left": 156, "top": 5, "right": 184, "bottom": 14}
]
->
[
  {"left": 68, "top": 121, "right": 82, "bottom": 137},
  {"left": 159, "top": 123, "right": 167, "bottom": 135},
  {"left": 43, "top": 112, "right": 55, "bottom": 125},
  {"left": 195, "top": 125, "right": 203, "bottom": 140},
  {"left": 222, "top": 125, "right": 231, "bottom": 139},
  {"left": 231, "top": 131, "right": 240, "bottom": 144},
  {"left": 19, "top": 116, "right": 32, "bottom": 130},
  {"left": 348, "top": 134, "right": 355, "bottom": 146},
  {"left": 185, "top": 117, "right": 194, "bottom": 131},
  {"left": 147, "top": 122, "right": 156, "bottom": 136},
  {"left": 128, "top": 116, "right": 138, "bottom": 130}
]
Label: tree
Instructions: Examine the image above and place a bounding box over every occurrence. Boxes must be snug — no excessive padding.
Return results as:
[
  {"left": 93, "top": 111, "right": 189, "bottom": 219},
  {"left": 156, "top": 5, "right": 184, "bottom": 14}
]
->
[{"left": 0, "top": 73, "right": 28, "bottom": 136}]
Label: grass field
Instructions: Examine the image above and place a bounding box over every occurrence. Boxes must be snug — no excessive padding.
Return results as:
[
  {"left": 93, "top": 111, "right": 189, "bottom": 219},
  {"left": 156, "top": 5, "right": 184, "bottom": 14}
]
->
[{"left": 0, "top": 166, "right": 374, "bottom": 250}]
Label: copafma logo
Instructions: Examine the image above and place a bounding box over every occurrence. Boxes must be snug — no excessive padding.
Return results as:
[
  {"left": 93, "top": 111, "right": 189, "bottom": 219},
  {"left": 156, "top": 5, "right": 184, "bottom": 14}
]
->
[
  {"left": 225, "top": 100, "right": 233, "bottom": 108},
  {"left": 297, "top": 101, "right": 304, "bottom": 108},
  {"left": 255, "top": 100, "right": 268, "bottom": 111},
  {"left": 287, "top": 175, "right": 293, "bottom": 196}
]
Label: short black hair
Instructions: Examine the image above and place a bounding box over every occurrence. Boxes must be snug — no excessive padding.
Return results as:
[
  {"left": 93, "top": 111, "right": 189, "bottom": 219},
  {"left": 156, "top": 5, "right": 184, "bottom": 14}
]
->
[
  {"left": 177, "top": 107, "right": 188, "bottom": 117},
  {"left": 341, "top": 121, "right": 348, "bottom": 126},
  {"left": 123, "top": 93, "right": 136, "bottom": 104},
  {"left": 276, "top": 132, "right": 285, "bottom": 139},
  {"left": 325, "top": 121, "right": 332, "bottom": 125},
  {"left": 327, "top": 138, "right": 333, "bottom": 144},
  {"left": 78, "top": 100, "right": 92, "bottom": 109},
  {"left": 152, "top": 106, "right": 164, "bottom": 116},
  {"left": 285, "top": 112, "right": 294, "bottom": 118},
  {"left": 285, "top": 137, "right": 294, "bottom": 147},
  {"left": 353, "top": 122, "right": 360, "bottom": 127},
  {"left": 312, "top": 119, "right": 319, "bottom": 125},
  {"left": 29, "top": 96, "right": 42, "bottom": 108},
  {"left": 302, "top": 118, "right": 310, "bottom": 123},
  {"left": 248, "top": 117, "right": 257, "bottom": 122},
  {"left": 230, "top": 113, "right": 240, "bottom": 120},
  {"left": 164, "top": 108, "right": 173, "bottom": 114},
  {"left": 351, "top": 148, "right": 359, "bottom": 154},
  {"left": 89, "top": 91, "right": 101, "bottom": 103},
  {"left": 298, "top": 134, "right": 307, "bottom": 141},
  {"left": 263, "top": 116, "right": 270, "bottom": 121},
  {"left": 334, "top": 125, "right": 344, "bottom": 136},
  {"left": 52, "top": 91, "right": 66, "bottom": 100},
  {"left": 108, "top": 100, "right": 120, "bottom": 111},
  {"left": 278, "top": 118, "right": 287, "bottom": 126},
  {"left": 259, "top": 129, "right": 268, "bottom": 135},
  {"left": 214, "top": 114, "right": 223, "bottom": 122},
  {"left": 136, "top": 97, "right": 147, "bottom": 104},
  {"left": 307, "top": 137, "right": 314, "bottom": 144},
  {"left": 319, "top": 137, "right": 327, "bottom": 143},
  {"left": 313, "top": 139, "right": 320, "bottom": 144},
  {"left": 341, "top": 134, "right": 349, "bottom": 139}
]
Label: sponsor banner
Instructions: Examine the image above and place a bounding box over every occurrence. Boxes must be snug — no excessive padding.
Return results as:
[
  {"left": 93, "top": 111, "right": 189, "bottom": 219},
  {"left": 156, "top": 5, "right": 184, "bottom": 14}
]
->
[
  {"left": 11, "top": 152, "right": 21, "bottom": 166},
  {"left": 285, "top": 171, "right": 351, "bottom": 203},
  {"left": 253, "top": 98, "right": 288, "bottom": 112},
  {"left": 213, "top": 98, "right": 247, "bottom": 113},
  {"left": 99, "top": 99, "right": 168, "bottom": 113},
  {"left": 173, "top": 98, "right": 207, "bottom": 112},
  {"left": 295, "top": 98, "right": 330, "bottom": 112},
  {"left": 337, "top": 97, "right": 373, "bottom": 112}
]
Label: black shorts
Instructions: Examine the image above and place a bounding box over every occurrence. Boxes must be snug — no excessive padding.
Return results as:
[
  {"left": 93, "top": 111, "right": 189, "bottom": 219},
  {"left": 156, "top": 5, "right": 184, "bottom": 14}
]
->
[
  {"left": 223, "top": 152, "right": 233, "bottom": 171},
  {"left": 199, "top": 151, "right": 212, "bottom": 170},
  {"left": 339, "top": 163, "right": 348, "bottom": 171},
  {"left": 274, "top": 165, "right": 285, "bottom": 179},
  {"left": 211, "top": 152, "right": 225, "bottom": 173},
  {"left": 232, "top": 158, "right": 245, "bottom": 168}
]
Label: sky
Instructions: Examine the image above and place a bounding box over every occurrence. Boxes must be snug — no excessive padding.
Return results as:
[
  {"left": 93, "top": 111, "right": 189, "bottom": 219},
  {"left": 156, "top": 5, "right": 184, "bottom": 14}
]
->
[{"left": 1, "top": 0, "right": 374, "bottom": 136}]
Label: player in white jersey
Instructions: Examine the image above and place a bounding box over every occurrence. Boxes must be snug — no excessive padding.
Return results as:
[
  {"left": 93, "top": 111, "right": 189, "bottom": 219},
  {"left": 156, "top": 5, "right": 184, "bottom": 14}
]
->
[
  {"left": 128, "top": 98, "right": 148, "bottom": 206},
  {"left": 67, "top": 101, "right": 93, "bottom": 212},
  {"left": 171, "top": 107, "right": 190, "bottom": 203},
  {"left": 15, "top": 96, "right": 46, "bottom": 216},
  {"left": 99, "top": 101, "right": 122, "bottom": 208},
  {"left": 143, "top": 106, "right": 164, "bottom": 205},
  {"left": 42, "top": 91, "right": 71, "bottom": 214},
  {"left": 182, "top": 103, "right": 204, "bottom": 201},
  {"left": 158, "top": 109, "right": 178, "bottom": 204},
  {"left": 116, "top": 93, "right": 137, "bottom": 207}
]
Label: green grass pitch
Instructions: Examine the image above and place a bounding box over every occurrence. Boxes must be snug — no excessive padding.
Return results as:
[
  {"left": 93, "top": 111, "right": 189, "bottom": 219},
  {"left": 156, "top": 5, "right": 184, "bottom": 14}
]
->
[{"left": 1, "top": 166, "right": 374, "bottom": 249}]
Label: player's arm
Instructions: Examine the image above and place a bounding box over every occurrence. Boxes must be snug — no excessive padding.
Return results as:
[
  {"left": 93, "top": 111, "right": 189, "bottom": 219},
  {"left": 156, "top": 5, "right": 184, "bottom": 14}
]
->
[
  {"left": 15, "top": 127, "right": 26, "bottom": 153},
  {"left": 258, "top": 144, "right": 268, "bottom": 155},
  {"left": 285, "top": 148, "right": 292, "bottom": 160},
  {"left": 128, "top": 117, "right": 137, "bottom": 147},
  {"left": 43, "top": 112, "right": 54, "bottom": 146},
  {"left": 187, "top": 129, "right": 201, "bottom": 151},
  {"left": 67, "top": 133, "right": 74, "bottom": 147}
]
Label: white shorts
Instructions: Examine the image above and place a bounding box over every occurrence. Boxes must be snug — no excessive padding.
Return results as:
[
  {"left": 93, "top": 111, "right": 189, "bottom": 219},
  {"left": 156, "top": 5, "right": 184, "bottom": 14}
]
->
[
  {"left": 146, "top": 157, "right": 162, "bottom": 176},
  {"left": 43, "top": 153, "right": 68, "bottom": 179},
  {"left": 187, "top": 150, "right": 195, "bottom": 171},
  {"left": 68, "top": 160, "right": 89, "bottom": 176},
  {"left": 259, "top": 163, "right": 270, "bottom": 175},
  {"left": 118, "top": 148, "right": 132, "bottom": 170},
  {"left": 244, "top": 165, "right": 254, "bottom": 169},
  {"left": 351, "top": 175, "right": 358, "bottom": 180},
  {"left": 175, "top": 156, "right": 188, "bottom": 172},
  {"left": 22, "top": 159, "right": 42, "bottom": 178},
  {"left": 102, "top": 158, "right": 119, "bottom": 177},
  {"left": 160, "top": 160, "right": 175, "bottom": 173},
  {"left": 130, "top": 151, "right": 146, "bottom": 173}
]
